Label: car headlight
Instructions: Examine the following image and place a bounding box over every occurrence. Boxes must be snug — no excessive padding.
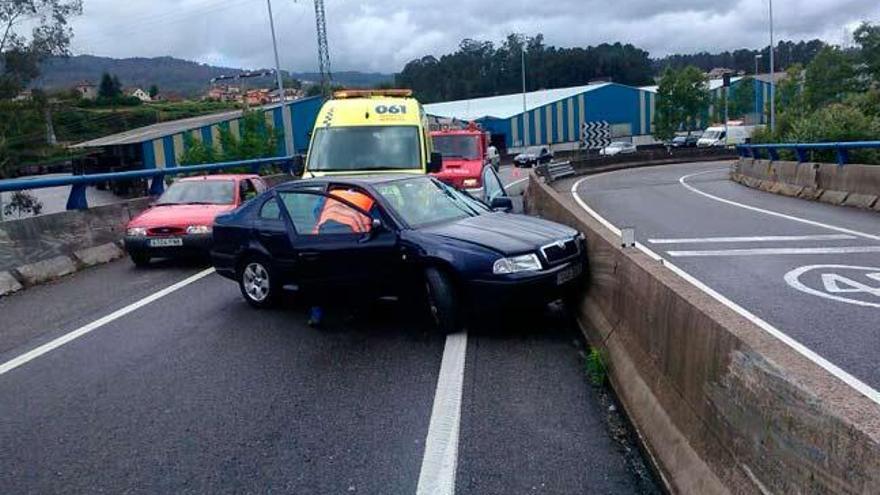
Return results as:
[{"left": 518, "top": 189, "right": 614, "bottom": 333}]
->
[
  {"left": 462, "top": 178, "right": 480, "bottom": 188},
  {"left": 186, "top": 225, "right": 212, "bottom": 234},
  {"left": 493, "top": 253, "right": 542, "bottom": 274},
  {"left": 126, "top": 227, "right": 147, "bottom": 237}
]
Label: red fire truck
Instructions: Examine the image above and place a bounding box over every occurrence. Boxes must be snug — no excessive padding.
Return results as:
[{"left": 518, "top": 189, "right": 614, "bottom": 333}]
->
[{"left": 430, "top": 124, "right": 500, "bottom": 199}]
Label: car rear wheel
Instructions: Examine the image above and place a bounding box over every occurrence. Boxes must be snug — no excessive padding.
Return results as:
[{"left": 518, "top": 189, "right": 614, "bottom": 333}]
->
[
  {"left": 239, "top": 257, "right": 279, "bottom": 308},
  {"left": 424, "top": 267, "right": 460, "bottom": 334},
  {"left": 130, "top": 252, "right": 150, "bottom": 267}
]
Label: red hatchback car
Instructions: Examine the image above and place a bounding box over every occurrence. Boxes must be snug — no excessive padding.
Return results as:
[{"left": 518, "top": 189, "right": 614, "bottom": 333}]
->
[{"left": 124, "top": 174, "right": 267, "bottom": 266}]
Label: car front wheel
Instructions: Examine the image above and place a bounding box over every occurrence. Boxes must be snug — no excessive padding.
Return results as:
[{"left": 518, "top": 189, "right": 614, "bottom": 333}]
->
[
  {"left": 424, "top": 267, "right": 460, "bottom": 334},
  {"left": 129, "top": 251, "right": 150, "bottom": 267},
  {"left": 239, "top": 257, "right": 279, "bottom": 308}
]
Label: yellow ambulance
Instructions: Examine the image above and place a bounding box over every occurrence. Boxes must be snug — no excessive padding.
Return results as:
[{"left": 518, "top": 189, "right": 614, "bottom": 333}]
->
[{"left": 302, "top": 89, "right": 442, "bottom": 177}]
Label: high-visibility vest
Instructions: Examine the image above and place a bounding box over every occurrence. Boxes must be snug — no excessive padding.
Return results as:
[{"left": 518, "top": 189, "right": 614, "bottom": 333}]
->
[{"left": 313, "top": 190, "right": 375, "bottom": 234}]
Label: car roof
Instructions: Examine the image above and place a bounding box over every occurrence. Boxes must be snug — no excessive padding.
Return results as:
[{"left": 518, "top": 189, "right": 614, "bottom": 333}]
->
[
  {"left": 277, "top": 174, "right": 425, "bottom": 190},
  {"left": 177, "top": 174, "right": 258, "bottom": 182}
]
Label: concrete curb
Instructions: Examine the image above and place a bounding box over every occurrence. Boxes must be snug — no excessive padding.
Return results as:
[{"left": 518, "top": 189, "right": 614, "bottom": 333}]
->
[
  {"left": 735, "top": 159, "right": 880, "bottom": 213},
  {"left": 13, "top": 255, "right": 78, "bottom": 287},
  {"left": 72, "top": 242, "right": 125, "bottom": 267},
  {"left": 0, "top": 270, "right": 23, "bottom": 296},
  {"left": 527, "top": 170, "right": 880, "bottom": 494}
]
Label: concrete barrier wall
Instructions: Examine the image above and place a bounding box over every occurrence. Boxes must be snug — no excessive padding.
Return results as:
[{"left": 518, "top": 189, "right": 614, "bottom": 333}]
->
[
  {"left": 526, "top": 171, "right": 880, "bottom": 494},
  {"left": 733, "top": 159, "right": 880, "bottom": 211}
]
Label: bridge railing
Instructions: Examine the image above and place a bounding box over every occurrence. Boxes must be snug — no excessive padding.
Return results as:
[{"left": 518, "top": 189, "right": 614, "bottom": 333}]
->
[
  {"left": 0, "top": 155, "right": 296, "bottom": 211},
  {"left": 736, "top": 141, "right": 880, "bottom": 166}
]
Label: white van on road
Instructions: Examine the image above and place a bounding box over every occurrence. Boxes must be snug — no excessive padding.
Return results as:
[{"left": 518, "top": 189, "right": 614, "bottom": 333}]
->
[{"left": 697, "top": 125, "right": 759, "bottom": 148}]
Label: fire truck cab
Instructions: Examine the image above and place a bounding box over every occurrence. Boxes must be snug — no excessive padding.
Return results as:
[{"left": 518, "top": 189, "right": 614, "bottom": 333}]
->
[{"left": 430, "top": 124, "right": 498, "bottom": 198}]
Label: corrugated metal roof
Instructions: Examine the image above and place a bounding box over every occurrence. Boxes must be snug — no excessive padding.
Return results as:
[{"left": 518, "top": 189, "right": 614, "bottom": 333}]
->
[
  {"left": 71, "top": 98, "right": 321, "bottom": 148},
  {"left": 423, "top": 83, "right": 611, "bottom": 121}
]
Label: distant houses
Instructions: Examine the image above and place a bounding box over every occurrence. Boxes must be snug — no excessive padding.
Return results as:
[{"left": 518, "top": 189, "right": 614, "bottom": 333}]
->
[
  {"left": 204, "top": 85, "right": 303, "bottom": 104},
  {"left": 74, "top": 81, "right": 97, "bottom": 100},
  {"left": 126, "top": 88, "right": 152, "bottom": 102}
]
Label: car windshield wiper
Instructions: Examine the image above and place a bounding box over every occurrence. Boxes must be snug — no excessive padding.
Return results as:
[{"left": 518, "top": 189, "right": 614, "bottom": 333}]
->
[{"left": 439, "top": 187, "right": 480, "bottom": 215}]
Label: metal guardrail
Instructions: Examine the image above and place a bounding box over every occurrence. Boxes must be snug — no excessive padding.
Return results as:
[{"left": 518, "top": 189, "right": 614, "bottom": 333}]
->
[
  {"left": 737, "top": 141, "right": 880, "bottom": 166},
  {"left": 0, "top": 156, "right": 295, "bottom": 210},
  {"left": 535, "top": 161, "right": 575, "bottom": 183}
]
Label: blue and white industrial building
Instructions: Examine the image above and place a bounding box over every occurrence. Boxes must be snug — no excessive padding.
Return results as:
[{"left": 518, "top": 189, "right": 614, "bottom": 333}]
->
[{"left": 424, "top": 83, "right": 658, "bottom": 153}]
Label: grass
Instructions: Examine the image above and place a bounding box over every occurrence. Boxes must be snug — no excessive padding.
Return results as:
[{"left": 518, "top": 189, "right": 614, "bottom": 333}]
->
[{"left": 585, "top": 348, "right": 607, "bottom": 386}]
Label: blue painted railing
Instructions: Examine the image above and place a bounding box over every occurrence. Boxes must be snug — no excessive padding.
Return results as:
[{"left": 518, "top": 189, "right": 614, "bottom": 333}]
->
[
  {"left": 0, "top": 156, "right": 295, "bottom": 210},
  {"left": 737, "top": 141, "right": 880, "bottom": 166}
]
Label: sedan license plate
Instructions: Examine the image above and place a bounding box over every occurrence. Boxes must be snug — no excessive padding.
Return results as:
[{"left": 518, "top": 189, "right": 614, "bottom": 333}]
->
[
  {"left": 149, "top": 237, "right": 183, "bottom": 248},
  {"left": 556, "top": 263, "right": 582, "bottom": 285}
]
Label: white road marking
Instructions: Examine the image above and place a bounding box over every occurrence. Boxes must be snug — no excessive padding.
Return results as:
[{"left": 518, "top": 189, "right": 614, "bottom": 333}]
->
[
  {"left": 648, "top": 234, "right": 856, "bottom": 244},
  {"left": 679, "top": 169, "right": 880, "bottom": 242},
  {"left": 667, "top": 246, "right": 880, "bottom": 257},
  {"left": 785, "top": 265, "right": 880, "bottom": 309},
  {"left": 417, "top": 331, "right": 468, "bottom": 495},
  {"left": 505, "top": 176, "right": 530, "bottom": 190},
  {"left": 0, "top": 268, "right": 216, "bottom": 376},
  {"left": 571, "top": 174, "right": 880, "bottom": 406}
]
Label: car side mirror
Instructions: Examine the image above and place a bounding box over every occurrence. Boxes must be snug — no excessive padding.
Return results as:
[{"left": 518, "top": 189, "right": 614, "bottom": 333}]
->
[
  {"left": 427, "top": 151, "right": 443, "bottom": 173},
  {"left": 291, "top": 154, "right": 305, "bottom": 176},
  {"left": 490, "top": 196, "right": 513, "bottom": 212}
]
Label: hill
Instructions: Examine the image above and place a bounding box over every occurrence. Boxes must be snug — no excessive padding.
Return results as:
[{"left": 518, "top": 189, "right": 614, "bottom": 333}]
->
[{"left": 36, "top": 55, "right": 394, "bottom": 97}]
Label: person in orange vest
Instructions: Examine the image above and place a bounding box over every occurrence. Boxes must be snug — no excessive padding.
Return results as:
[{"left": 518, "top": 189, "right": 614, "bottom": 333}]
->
[{"left": 307, "top": 188, "right": 377, "bottom": 327}]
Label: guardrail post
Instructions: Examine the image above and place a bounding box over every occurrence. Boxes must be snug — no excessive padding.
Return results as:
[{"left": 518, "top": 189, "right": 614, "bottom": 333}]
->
[
  {"left": 65, "top": 184, "right": 88, "bottom": 210},
  {"left": 835, "top": 146, "right": 849, "bottom": 166},
  {"left": 149, "top": 174, "right": 165, "bottom": 196},
  {"left": 795, "top": 147, "right": 807, "bottom": 163},
  {"left": 768, "top": 147, "right": 779, "bottom": 162}
]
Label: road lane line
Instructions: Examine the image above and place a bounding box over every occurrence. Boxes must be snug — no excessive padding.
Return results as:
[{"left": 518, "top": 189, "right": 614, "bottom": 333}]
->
[
  {"left": 571, "top": 175, "right": 880, "bottom": 406},
  {"left": 667, "top": 246, "right": 880, "bottom": 257},
  {"left": 648, "top": 234, "right": 856, "bottom": 244},
  {"left": 505, "top": 176, "right": 530, "bottom": 190},
  {"left": 417, "top": 331, "right": 467, "bottom": 495},
  {"left": 680, "top": 169, "right": 880, "bottom": 242},
  {"left": 0, "top": 268, "right": 216, "bottom": 376}
]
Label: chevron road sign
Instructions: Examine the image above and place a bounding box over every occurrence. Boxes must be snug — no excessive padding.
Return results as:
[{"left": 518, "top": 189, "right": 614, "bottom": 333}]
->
[{"left": 580, "top": 121, "right": 611, "bottom": 149}]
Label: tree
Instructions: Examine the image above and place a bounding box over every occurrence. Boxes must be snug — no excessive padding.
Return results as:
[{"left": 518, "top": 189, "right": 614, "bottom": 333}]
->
[
  {"left": 3, "top": 190, "right": 43, "bottom": 218},
  {"left": 1, "top": 0, "right": 83, "bottom": 99},
  {"left": 854, "top": 22, "right": 880, "bottom": 83},
  {"left": 729, "top": 76, "right": 757, "bottom": 119},
  {"left": 653, "top": 66, "right": 709, "bottom": 141},
  {"left": 98, "top": 72, "right": 121, "bottom": 98},
  {"left": 148, "top": 84, "right": 159, "bottom": 98},
  {"left": 804, "top": 46, "right": 859, "bottom": 109}
]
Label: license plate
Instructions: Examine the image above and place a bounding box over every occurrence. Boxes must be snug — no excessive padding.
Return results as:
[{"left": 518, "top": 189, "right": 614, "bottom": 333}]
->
[
  {"left": 556, "top": 263, "right": 582, "bottom": 285},
  {"left": 149, "top": 237, "right": 183, "bottom": 248}
]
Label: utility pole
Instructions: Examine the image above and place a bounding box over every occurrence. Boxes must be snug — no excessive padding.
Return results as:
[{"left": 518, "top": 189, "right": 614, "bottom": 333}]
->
[
  {"left": 314, "top": 0, "right": 332, "bottom": 96},
  {"left": 521, "top": 47, "right": 527, "bottom": 149},
  {"left": 768, "top": 0, "right": 776, "bottom": 132},
  {"left": 755, "top": 54, "right": 763, "bottom": 124},
  {"left": 266, "top": 0, "right": 285, "bottom": 101}
]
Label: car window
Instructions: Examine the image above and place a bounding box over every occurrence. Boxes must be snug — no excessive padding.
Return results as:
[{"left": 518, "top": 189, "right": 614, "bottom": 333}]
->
[
  {"left": 278, "top": 191, "right": 372, "bottom": 235},
  {"left": 240, "top": 179, "right": 259, "bottom": 202},
  {"left": 375, "top": 177, "right": 483, "bottom": 228},
  {"left": 483, "top": 166, "right": 504, "bottom": 201},
  {"left": 259, "top": 197, "right": 281, "bottom": 220},
  {"left": 156, "top": 180, "right": 234, "bottom": 205}
]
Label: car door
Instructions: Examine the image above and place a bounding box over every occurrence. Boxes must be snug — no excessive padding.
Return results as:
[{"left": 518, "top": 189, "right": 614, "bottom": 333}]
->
[
  {"left": 254, "top": 195, "right": 298, "bottom": 276},
  {"left": 482, "top": 165, "right": 507, "bottom": 203},
  {"left": 275, "top": 188, "right": 401, "bottom": 291}
]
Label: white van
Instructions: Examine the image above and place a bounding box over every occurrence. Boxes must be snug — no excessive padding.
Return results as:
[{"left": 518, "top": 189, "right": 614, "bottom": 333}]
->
[{"left": 697, "top": 125, "right": 757, "bottom": 147}]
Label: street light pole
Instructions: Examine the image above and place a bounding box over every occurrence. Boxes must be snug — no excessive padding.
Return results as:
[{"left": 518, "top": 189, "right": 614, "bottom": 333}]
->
[
  {"left": 266, "top": 0, "right": 285, "bottom": 101},
  {"left": 521, "top": 48, "right": 527, "bottom": 120},
  {"left": 755, "top": 54, "right": 763, "bottom": 124},
  {"left": 768, "top": 0, "right": 775, "bottom": 132}
]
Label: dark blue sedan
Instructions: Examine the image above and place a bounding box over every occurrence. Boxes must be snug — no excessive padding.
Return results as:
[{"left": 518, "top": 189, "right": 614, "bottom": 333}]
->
[{"left": 210, "top": 174, "right": 586, "bottom": 333}]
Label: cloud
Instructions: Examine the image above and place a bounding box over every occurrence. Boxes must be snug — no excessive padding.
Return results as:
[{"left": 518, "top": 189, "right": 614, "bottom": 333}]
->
[{"left": 66, "top": 0, "right": 880, "bottom": 73}]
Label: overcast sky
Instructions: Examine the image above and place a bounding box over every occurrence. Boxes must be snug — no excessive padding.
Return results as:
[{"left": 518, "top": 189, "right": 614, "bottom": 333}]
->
[{"left": 67, "top": 0, "right": 880, "bottom": 73}]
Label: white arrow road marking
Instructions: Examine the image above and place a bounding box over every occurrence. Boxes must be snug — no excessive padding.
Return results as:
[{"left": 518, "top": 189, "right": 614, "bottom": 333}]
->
[
  {"left": 417, "top": 331, "right": 468, "bottom": 495},
  {"left": 785, "top": 265, "right": 880, "bottom": 309},
  {"left": 822, "top": 273, "right": 880, "bottom": 297},
  {"left": 0, "top": 268, "right": 216, "bottom": 376}
]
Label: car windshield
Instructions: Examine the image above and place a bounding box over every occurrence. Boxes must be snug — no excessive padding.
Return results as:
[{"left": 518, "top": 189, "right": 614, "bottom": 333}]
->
[
  {"left": 703, "top": 130, "right": 722, "bottom": 139},
  {"left": 610, "top": 142, "right": 628, "bottom": 147},
  {"left": 307, "top": 125, "right": 421, "bottom": 171},
  {"left": 374, "top": 176, "right": 485, "bottom": 228},
  {"left": 155, "top": 180, "right": 235, "bottom": 205},
  {"left": 433, "top": 134, "right": 481, "bottom": 160}
]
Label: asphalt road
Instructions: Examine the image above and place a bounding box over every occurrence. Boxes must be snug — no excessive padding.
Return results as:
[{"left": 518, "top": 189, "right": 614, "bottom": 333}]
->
[
  {"left": 0, "top": 169, "right": 660, "bottom": 494},
  {"left": 573, "top": 161, "right": 880, "bottom": 396}
]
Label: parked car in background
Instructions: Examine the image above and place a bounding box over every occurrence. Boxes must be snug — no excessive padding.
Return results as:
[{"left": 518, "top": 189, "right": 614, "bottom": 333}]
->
[
  {"left": 124, "top": 174, "right": 266, "bottom": 266},
  {"left": 513, "top": 146, "right": 553, "bottom": 167},
  {"left": 670, "top": 134, "right": 700, "bottom": 148},
  {"left": 599, "top": 141, "right": 637, "bottom": 156},
  {"left": 697, "top": 125, "right": 757, "bottom": 147},
  {"left": 211, "top": 174, "right": 586, "bottom": 334}
]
